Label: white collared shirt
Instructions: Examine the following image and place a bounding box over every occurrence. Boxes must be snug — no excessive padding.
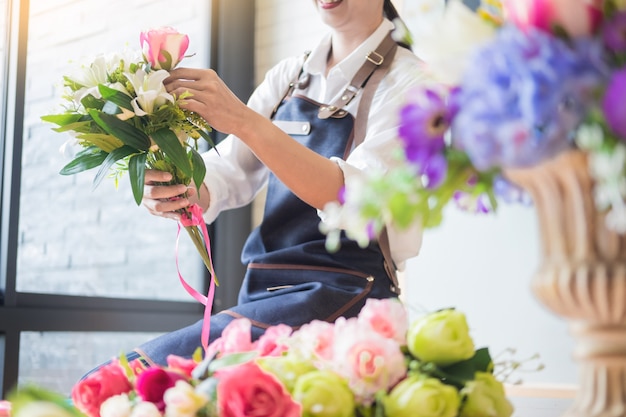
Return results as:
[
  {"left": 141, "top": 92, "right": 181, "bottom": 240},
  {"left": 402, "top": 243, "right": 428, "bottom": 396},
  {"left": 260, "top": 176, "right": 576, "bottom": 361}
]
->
[{"left": 201, "top": 19, "right": 430, "bottom": 270}]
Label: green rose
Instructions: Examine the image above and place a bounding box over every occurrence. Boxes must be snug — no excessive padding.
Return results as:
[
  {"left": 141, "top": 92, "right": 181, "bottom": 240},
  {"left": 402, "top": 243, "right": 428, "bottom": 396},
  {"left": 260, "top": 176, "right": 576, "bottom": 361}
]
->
[
  {"left": 459, "top": 372, "right": 514, "bottom": 417},
  {"left": 407, "top": 309, "right": 475, "bottom": 366},
  {"left": 256, "top": 355, "right": 317, "bottom": 393},
  {"left": 292, "top": 370, "right": 355, "bottom": 417},
  {"left": 383, "top": 375, "right": 460, "bottom": 417}
]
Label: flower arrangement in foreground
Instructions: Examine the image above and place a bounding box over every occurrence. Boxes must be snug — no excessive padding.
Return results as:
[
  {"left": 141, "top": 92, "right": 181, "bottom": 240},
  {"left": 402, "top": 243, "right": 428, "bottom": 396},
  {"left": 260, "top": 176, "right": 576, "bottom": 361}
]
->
[
  {"left": 7, "top": 298, "right": 514, "bottom": 417},
  {"left": 321, "top": 0, "right": 626, "bottom": 249},
  {"left": 41, "top": 27, "right": 217, "bottom": 282}
]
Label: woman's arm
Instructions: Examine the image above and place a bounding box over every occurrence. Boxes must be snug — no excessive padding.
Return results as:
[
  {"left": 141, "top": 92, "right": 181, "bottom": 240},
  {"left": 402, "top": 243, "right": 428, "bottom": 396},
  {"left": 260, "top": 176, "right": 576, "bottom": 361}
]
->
[{"left": 165, "top": 67, "right": 345, "bottom": 210}]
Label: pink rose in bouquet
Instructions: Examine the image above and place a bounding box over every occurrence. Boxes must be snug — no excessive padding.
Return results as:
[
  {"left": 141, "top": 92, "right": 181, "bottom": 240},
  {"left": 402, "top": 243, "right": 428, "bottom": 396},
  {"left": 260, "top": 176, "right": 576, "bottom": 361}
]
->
[
  {"left": 71, "top": 361, "right": 133, "bottom": 417},
  {"left": 140, "top": 26, "right": 190, "bottom": 70},
  {"left": 504, "top": 0, "right": 603, "bottom": 37},
  {"left": 215, "top": 361, "right": 301, "bottom": 417}
]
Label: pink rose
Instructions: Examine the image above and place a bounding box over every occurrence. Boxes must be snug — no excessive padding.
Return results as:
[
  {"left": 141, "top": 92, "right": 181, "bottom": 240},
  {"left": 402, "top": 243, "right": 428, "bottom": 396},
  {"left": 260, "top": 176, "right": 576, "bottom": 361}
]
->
[
  {"left": 140, "top": 27, "right": 189, "bottom": 70},
  {"left": 166, "top": 355, "right": 197, "bottom": 377},
  {"left": 254, "top": 324, "right": 292, "bottom": 357},
  {"left": 332, "top": 318, "right": 406, "bottom": 404},
  {"left": 135, "top": 367, "right": 186, "bottom": 411},
  {"left": 206, "top": 318, "right": 255, "bottom": 358},
  {"left": 216, "top": 362, "right": 301, "bottom": 417},
  {"left": 504, "top": 0, "right": 603, "bottom": 37},
  {"left": 71, "top": 361, "right": 132, "bottom": 417},
  {"left": 357, "top": 298, "right": 409, "bottom": 344},
  {"left": 0, "top": 401, "right": 10, "bottom": 417}
]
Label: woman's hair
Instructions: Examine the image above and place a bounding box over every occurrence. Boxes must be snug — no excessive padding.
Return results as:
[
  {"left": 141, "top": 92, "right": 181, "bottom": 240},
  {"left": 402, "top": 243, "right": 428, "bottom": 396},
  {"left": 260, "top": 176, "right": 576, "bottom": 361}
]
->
[{"left": 383, "top": 0, "right": 412, "bottom": 51}]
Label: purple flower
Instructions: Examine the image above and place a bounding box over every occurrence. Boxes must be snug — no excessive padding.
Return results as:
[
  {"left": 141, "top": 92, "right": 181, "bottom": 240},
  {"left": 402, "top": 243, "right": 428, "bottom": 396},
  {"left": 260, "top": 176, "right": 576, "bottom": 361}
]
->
[
  {"left": 603, "top": 12, "right": 626, "bottom": 53},
  {"left": 453, "top": 191, "right": 491, "bottom": 214},
  {"left": 422, "top": 153, "right": 448, "bottom": 189},
  {"left": 398, "top": 87, "right": 454, "bottom": 187},
  {"left": 451, "top": 25, "right": 602, "bottom": 170},
  {"left": 399, "top": 88, "right": 451, "bottom": 161},
  {"left": 602, "top": 68, "right": 626, "bottom": 140}
]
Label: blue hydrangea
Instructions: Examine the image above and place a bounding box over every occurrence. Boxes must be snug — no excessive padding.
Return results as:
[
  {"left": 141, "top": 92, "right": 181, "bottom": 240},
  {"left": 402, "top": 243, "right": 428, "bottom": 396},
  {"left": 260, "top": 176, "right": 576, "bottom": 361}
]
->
[{"left": 451, "top": 25, "right": 602, "bottom": 170}]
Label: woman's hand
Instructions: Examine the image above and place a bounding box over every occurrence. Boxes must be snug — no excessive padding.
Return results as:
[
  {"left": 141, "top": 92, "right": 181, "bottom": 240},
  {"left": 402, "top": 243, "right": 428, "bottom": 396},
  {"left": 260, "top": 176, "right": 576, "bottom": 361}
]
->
[
  {"left": 142, "top": 170, "right": 201, "bottom": 221},
  {"left": 165, "top": 68, "right": 251, "bottom": 137}
]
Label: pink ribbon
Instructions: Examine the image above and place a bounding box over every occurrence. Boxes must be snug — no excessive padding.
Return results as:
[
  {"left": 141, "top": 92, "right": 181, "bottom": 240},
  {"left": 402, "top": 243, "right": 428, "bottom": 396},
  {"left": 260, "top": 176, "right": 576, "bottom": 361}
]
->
[{"left": 176, "top": 203, "right": 216, "bottom": 353}]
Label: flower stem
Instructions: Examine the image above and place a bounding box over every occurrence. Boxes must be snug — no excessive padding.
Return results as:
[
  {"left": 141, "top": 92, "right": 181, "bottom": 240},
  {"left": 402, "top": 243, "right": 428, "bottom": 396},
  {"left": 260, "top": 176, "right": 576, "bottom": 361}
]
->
[{"left": 183, "top": 225, "right": 219, "bottom": 286}]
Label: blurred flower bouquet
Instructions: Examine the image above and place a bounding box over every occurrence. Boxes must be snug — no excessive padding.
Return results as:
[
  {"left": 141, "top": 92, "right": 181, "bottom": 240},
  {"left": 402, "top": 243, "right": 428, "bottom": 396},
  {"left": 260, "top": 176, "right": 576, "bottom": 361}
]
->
[
  {"left": 321, "top": 0, "right": 626, "bottom": 248},
  {"left": 41, "top": 27, "right": 217, "bottom": 282},
  {"left": 8, "top": 299, "right": 514, "bottom": 417}
]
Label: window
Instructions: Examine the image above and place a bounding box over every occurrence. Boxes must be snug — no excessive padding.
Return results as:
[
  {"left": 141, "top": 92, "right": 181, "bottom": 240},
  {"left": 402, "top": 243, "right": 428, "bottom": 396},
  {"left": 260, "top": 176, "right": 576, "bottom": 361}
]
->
[{"left": 1, "top": 0, "right": 254, "bottom": 396}]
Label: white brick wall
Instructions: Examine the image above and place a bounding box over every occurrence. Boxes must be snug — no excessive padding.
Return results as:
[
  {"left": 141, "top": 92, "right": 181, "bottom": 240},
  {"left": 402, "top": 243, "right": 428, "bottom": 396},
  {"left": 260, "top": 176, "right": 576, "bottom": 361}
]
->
[{"left": 254, "top": 0, "right": 326, "bottom": 85}]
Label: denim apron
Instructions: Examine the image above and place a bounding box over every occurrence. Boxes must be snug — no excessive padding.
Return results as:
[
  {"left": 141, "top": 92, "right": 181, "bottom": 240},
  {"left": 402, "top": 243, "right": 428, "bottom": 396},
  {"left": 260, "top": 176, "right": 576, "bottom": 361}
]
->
[{"left": 131, "top": 36, "right": 400, "bottom": 367}]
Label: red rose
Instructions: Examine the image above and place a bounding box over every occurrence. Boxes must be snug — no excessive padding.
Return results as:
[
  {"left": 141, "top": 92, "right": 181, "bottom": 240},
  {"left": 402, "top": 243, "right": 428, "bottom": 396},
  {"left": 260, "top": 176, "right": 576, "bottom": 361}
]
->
[
  {"left": 135, "top": 367, "right": 186, "bottom": 411},
  {"left": 216, "top": 361, "right": 301, "bottom": 417},
  {"left": 71, "top": 361, "right": 132, "bottom": 417}
]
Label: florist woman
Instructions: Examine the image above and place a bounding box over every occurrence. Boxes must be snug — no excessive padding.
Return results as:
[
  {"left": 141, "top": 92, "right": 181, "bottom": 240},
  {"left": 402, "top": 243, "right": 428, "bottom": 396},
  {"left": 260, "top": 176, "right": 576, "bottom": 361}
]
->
[{"left": 134, "top": 0, "right": 428, "bottom": 366}]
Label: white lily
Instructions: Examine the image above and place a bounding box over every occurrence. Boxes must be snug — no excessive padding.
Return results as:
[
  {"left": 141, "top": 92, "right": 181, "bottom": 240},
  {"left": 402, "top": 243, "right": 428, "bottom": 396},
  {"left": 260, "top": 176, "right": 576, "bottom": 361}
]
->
[
  {"left": 125, "top": 68, "right": 174, "bottom": 116},
  {"left": 412, "top": 0, "right": 497, "bottom": 85}
]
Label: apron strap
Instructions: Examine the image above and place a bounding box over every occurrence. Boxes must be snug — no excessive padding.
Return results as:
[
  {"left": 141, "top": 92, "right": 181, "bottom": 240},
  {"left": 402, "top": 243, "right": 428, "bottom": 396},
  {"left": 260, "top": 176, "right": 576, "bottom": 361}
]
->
[
  {"left": 318, "top": 32, "right": 398, "bottom": 120},
  {"left": 347, "top": 34, "right": 400, "bottom": 295}
]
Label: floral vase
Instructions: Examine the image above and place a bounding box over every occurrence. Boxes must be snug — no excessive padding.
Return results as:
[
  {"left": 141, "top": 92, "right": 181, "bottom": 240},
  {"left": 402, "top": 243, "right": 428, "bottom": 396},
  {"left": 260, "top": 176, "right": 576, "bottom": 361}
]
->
[{"left": 506, "top": 150, "right": 626, "bottom": 417}]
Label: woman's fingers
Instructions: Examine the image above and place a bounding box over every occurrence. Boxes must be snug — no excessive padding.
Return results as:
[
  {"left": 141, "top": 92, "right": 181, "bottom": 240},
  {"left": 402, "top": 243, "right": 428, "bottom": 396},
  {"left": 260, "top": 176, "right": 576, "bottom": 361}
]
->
[{"left": 142, "top": 169, "right": 191, "bottom": 220}]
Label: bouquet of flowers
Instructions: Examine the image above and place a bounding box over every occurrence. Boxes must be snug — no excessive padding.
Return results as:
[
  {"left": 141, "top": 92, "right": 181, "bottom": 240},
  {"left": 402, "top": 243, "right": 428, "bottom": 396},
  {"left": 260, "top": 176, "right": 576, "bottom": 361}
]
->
[
  {"left": 7, "top": 298, "right": 514, "bottom": 417},
  {"left": 320, "top": 0, "right": 626, "bottom": 249},
  {"left": 41, "top": 27, "right": 217, "bottom": 282}
]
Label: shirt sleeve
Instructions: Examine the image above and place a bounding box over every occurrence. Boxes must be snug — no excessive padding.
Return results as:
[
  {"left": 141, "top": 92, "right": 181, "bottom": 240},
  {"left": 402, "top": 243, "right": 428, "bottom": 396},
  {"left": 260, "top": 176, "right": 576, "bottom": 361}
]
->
[{"left": 201, "top": 56, "right": 304, "bottom": 224}]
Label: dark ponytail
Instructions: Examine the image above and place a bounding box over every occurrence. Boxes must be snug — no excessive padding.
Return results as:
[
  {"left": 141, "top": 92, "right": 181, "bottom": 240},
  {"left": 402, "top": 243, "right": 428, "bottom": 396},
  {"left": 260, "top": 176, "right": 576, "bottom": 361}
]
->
[{"left": 383, "top": 0, "right": 412, "bottom": 51}]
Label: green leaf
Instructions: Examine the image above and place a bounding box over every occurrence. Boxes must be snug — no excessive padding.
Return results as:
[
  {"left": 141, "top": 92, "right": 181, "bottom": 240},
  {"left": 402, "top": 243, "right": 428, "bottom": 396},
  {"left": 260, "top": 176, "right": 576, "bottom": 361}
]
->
[
  {"left": 8, "top": 386, "right": 87, "bottom": 417},
  {"left": 60, "top": 147, "right": 108, "bottom": 175},
  {"left": 93, "top": 146, "right": 138, "bottom": 189},
  {"left": 89, "top": 109, "right": 151, "bottom": 151},
  {"left": 76, "top": 132, "right": 125, "bottom": 152},
  {"left": 208, "top": 351, "right": 258, "bottom": 374},
  {"left": 81, "top": 94, "right": 105, "bottom": 111},
  {"left": 41, "top": 113, "right": 83, "bottom": 127},
  {"left": 197, "top": 128, "right": 218, "bottom": 152},
  {"left": 99, "top": 84, "right": 133, "bottom": 110},
  {"left": 129, "top": 153, "right": 147, "bottom": 205},
  {"left": 438, "top": 347, "right": 494, "bottom": 388},
  {"left": 190, "top": 147, "right": 206, "bottom": 195},
  {"left": 151, "top": 128, "right": 192, "bottom": 177},
  {"left": 52, "top": 120, "right": 94, "bottom": 134}
]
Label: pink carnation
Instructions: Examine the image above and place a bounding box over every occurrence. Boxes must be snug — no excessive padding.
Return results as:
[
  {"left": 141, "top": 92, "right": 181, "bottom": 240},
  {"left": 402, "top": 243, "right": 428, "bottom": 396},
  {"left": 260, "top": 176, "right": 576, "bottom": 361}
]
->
[
  {"left": 357, "top": 298, "right": 409, "bottom": 344},
  {"left": 166, "top": 355, "right": 198, "bottom": 377},
  {"left": 332, "top": 318, "right": 406, "bottom": 404},
  {"left": 206, "top": 318, "right": 255, "bottom": 358},
  {"left": 255, "top": 324, "right": 293, "bottom": 357},
  {"left": 287, "top": 320, "right": 335, "bottom": 365}
]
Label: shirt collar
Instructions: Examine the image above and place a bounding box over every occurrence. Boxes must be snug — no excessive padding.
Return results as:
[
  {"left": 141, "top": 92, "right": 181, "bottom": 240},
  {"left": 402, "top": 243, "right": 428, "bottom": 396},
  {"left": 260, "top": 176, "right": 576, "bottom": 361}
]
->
[{"left": 304, "top": 19, "right": 395, "bottom": 80}]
